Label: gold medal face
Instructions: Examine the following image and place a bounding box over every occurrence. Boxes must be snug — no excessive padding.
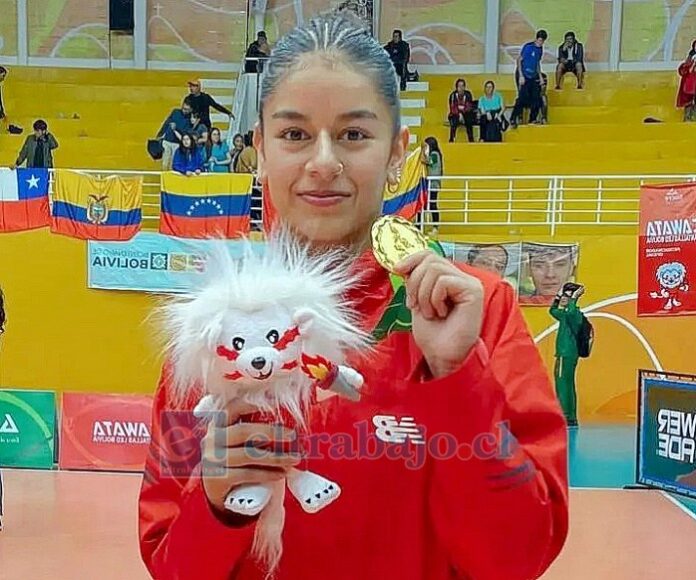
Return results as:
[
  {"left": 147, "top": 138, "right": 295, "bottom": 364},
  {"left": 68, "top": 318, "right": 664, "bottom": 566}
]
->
[{"left": 371, "top": 215, "right": 429, "bottom": 273}]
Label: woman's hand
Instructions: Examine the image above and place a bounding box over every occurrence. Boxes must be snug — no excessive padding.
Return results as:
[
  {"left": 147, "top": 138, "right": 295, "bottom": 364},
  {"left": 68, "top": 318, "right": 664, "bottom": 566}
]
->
[
  {"left": 394, "top": 251, "right": 484, "bottom": 379},
  {"left": 201, "top": 399, "right": 300, "bottom": 514}
]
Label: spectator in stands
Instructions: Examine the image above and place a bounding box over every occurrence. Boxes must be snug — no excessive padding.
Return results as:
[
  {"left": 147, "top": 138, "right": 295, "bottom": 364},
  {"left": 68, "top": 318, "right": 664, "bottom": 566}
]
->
[
  {"left": 555, "top": 32, "right": 585, "bottom": 90},
  {"left": 677, "top": 40, "right": 696, "bottom": 122},
  {"left": 448, "top": 78, "right": 476, "bottom": 143},
  {"left": 0, "top": 67, "right": 5, "bottom": 121},
  {"left": 236, "top": 133, "right": 258, "bottom": 174},
  {"left": 245, "top": 31, "right": 272, "bottom": 73},
  {"left": 207, "top": 128, "right": 232, "bottom": 173},
  {"left": 186, "top": 79, "right": 234, "bottom": 129},
  {"left": 419, "top": 136, "right": 442, "bottom": 234},
  {"left": 230, "top": 133, "right": 245, "bottom": 173},
  {"left": 186, "top": 111, "right": 209, "bottom": 146},
  {"left": 11, "top": 120, "right": 58, "bottom": 169},
  {"left": 0, "top": 67, "right": 21, "bottom": 134},
  {"left": 537, "top": 72, "right": 549, "bottom": 124},
  {"left": 478, "top": 80, "right": 506, "bottom": 142},
  {"left": 384, "top": 29, "right": 410, "bottom": 91},
  {"left": 173, "top": 133, "right": 205, "bottom": 176},
  {"left": 511, "top": 29, "right": 547, "bottom": 129},
  {"left": 466, "top": 245, "right": 509, "bottom": 278},
  {"left": 157, "top": 98, "right": 193, "bottom": 171}
]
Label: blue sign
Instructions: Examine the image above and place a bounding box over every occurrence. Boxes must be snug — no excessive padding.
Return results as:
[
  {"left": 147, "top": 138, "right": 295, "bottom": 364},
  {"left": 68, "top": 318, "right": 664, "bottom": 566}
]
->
[
  {"left": 87, "top": 232, "right": 263, "bottom": 293},
  {"left": 638, "top": 370, "right": 696, "bottom": 499}
]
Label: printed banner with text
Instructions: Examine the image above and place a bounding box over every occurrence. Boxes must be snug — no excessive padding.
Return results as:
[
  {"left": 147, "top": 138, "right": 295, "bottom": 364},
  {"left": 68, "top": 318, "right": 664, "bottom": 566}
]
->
[
  {"left": 59, "top": 393, "right": 154, "bottom": 472},
  {"left": 638, "top": 371, "right": 696, "bottom": 498},
  {"left": 0, "top": 389, "right": 56, "bottom": 469},
  {"left": 88, "top": 231, "right": 264, "bottom": 293},
  {"left": 638, "top": 183, "right": 696, "bottom": 316}
]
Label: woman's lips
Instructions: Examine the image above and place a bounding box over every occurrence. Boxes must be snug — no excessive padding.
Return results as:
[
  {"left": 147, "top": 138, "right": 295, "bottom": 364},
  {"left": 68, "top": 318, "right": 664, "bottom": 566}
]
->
[{"left": 298, "top": 191, "right": 350, "bottom": 207}]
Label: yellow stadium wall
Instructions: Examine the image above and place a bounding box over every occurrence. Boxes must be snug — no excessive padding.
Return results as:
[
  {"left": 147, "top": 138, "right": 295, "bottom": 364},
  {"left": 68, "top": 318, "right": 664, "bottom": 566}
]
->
[{"left": 2, "top": 230, "right": 695, "bottom": 425}]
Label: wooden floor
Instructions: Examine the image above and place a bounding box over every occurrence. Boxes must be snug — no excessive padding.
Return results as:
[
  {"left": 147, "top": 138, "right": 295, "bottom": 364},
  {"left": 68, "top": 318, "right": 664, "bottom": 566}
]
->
[{"left": 1, "top": 470, "right": 696, "bottom": 579}]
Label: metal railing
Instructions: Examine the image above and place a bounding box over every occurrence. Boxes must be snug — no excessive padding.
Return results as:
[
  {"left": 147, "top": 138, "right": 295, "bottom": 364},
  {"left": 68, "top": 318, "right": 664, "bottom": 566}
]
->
[
  {"left": 424, "top": 174, "right": 696, "bottom": 235},
  {"left": 45, "top": 170, "right": 696, "bottom": 236}
]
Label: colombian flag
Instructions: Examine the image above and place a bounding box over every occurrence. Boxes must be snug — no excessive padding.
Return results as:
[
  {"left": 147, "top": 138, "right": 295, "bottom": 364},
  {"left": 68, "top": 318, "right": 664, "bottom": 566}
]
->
[
  {"left": 381, "top": 148, "right": 428, "bottom": 220},
  {"left": 51, "top": 170, "right": 142, "bottom": 240},
  {"left": 160, "top": 173, "right": 253, "bottom": 239},
  {"left": 0, "top": 168, "right": 50, "bottom": 232}
]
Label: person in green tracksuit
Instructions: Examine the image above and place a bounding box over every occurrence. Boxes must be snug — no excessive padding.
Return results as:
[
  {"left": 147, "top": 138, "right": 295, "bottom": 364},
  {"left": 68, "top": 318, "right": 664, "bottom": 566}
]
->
[{"left": 549, "top": 284, "right": 584, "bottom": 427}]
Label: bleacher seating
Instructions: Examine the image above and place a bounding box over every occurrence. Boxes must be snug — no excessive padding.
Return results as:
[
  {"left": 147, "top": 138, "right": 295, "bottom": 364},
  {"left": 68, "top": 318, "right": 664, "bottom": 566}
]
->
[
  {"left": 0, "top": 68, "right": 236, "bottom": 171},
  {"left": 1, "top": 67, "right": 694, "bottom": 182}
]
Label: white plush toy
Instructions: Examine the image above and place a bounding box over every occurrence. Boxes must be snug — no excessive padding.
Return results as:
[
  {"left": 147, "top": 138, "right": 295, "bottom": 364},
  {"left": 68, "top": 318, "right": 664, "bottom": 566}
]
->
[{"left": 157, "top": 229, "right": 370, "bottom": 572}]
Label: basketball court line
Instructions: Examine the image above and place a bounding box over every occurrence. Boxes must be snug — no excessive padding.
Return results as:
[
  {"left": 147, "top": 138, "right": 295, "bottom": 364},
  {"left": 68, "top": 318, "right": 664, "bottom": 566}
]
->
[{"left": 660, "top": 490, "right": 696, "bottom": 522}]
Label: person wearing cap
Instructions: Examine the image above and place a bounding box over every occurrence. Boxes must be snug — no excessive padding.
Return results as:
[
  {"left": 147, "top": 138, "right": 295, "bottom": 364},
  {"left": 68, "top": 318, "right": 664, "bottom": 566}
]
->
[
  {"left": 186, "top": 80, "right": 234, "bottom": 130},
  {"left": 245, "top": 31, "right": 271, "bottom": 73}
]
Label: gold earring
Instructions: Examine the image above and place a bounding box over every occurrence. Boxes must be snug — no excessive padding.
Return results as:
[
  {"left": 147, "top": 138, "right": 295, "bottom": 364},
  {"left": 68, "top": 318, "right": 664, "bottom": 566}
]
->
[{"left": 387, "top": 176, "right": 399, "bottom": 194}]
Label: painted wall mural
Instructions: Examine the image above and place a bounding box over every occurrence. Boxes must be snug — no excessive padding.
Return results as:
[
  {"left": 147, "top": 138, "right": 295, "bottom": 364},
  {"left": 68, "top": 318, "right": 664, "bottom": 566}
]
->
[{"left": 1, "top": 1, "right": 695, "bottom": 66}]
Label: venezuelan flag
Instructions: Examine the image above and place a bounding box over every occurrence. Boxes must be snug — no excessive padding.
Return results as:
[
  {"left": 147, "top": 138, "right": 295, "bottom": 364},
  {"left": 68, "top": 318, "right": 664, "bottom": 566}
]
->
[
  {"left": 0, "top": 168, "right": 50, "bottom": 232},
  {"left": 160, "top": 173, "right": 253, "bottom": 239},
  {"left": 381, "top": 148, "right": 428, "bottom": 220},
  {"left": 51, "top": 170, "right": 142, "bottom": 241}
]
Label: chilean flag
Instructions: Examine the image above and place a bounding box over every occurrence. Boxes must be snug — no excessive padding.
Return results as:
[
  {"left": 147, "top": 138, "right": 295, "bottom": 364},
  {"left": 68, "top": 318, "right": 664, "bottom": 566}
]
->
[{"left": 0, "top": 168, "right": 50, "bottom": 232}]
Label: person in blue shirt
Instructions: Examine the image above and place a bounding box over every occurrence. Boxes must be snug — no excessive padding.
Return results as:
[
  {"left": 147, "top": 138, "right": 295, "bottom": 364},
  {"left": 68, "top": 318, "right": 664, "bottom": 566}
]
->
[
  {"left": 511, "top": 29, "right": 547, "bottom": 127},
  {"left": 478, "top": 80, "right": 506, "bottom": 142},
  {"left": 172, "top": 133, "right": 206, "bottom": 176},
  {"left": 157, "top": 98, "right": 193, "bottom": 170}
]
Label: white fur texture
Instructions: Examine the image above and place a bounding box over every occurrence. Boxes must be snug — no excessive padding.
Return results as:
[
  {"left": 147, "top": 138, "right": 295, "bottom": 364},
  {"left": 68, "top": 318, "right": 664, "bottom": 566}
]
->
[{"left": 156, "top": 228, "right": 371, "bottom": 416}]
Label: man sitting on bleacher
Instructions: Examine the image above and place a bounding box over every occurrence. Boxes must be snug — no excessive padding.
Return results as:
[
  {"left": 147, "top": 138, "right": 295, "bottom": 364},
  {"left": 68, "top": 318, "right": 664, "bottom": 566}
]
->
[
  {"left": 156, "top": 99, "right": 193, "bottom": 171},
  {"left": 555, "top": 32, "right": 585, "bottom": 90},
  {"left": 185, "top": 79, "right": 234, "bottom": 130}
]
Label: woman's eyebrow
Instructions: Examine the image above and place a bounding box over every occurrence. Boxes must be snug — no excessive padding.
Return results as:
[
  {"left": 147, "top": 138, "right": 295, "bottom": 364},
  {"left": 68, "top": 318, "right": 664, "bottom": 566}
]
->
[
  {"left": 337, "top": 110, "right": 378, "bottom": 121},
  {"left": 271, "top": 110, "right": 307, "bottom": 120}
]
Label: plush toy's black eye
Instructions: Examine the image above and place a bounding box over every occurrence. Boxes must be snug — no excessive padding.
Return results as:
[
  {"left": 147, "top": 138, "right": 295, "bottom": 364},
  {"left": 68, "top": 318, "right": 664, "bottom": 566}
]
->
[
  {"left": 232, "top": 337, "right": 245, "bottom": 351},
  {"left": 266, "top": 329, "right": 280, "bottom": 344}
]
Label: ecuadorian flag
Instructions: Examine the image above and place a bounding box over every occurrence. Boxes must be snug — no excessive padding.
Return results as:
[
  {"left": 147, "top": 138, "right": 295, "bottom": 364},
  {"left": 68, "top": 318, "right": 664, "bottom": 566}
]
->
[
  {"left": 0, "top": 168, "right": 50, "bottom": 232},
  {"left": 381, "top": 148, "right": 428, "bottom": 220},
  {"left": 51, "top": 170, "right": 142, "bottom": 240},
  {"left": 160, "top": 173, "right": 253, "bottom": 239}
]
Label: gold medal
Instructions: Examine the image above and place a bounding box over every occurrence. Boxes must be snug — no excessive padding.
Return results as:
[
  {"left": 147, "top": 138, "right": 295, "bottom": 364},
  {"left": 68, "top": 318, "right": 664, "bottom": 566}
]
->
[{"left": 371, "top": 215, "right": 430, "bottom": 273}]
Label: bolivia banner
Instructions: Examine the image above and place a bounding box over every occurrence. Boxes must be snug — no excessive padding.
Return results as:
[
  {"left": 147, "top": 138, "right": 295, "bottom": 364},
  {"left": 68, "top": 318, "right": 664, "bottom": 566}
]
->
[
  {"left": 0, "top": 167, "right": 50, "bottom": 232},
  {"left": 160, "top": 172, "right": 253, "bottom": 239},
  {"left": 59, "top": 393, "right": 153, "bottom": 472},
  {"left": 638, "top": 183, "right": 696, "bottom": 316},
  {"left": 0, "top": 389, "right": 56, "bottom": 469},
  {"left": 51, "top": 170, "right": 143, "bottom": 240}
]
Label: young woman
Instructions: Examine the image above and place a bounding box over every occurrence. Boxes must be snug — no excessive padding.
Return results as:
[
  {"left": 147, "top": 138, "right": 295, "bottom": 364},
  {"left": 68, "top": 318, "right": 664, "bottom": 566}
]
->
[
  {"left": 139, "top": 13, "right": 568, "bottom": 579},
  {"left": 172, "top": 133, "right": 205, "bottom": 176},
  {"left": 207, "top": 127, "right": 232, "bottom": 173},
  {"left": 447, "top": 78, "right": 476, "bottom": 143},
  {"left": 478, "top": 80, "right": 505, "bottom": 142},
  {"left": 419, "top": 136, "right": 442, "bottom": 233},
  {"left": 677, "top": 40, "right": 696, "bottom": 122},
  {"left": 230, "top": 133, "right": 245, "bottom": 172}
]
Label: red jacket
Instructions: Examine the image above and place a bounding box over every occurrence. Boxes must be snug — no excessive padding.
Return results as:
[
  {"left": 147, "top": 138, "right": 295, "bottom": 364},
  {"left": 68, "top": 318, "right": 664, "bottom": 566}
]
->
[
  {"left": 139, "top": 256, "right": 569, "bottom": 580},
  {"left": 677, "top": 59, "right": 696, "bottom": 107}
]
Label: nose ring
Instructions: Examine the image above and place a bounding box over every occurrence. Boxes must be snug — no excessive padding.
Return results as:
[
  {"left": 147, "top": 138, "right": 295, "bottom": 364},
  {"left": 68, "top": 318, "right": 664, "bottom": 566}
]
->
[{"left": 335, "top": 162, "right": 344, "bottom": 176}]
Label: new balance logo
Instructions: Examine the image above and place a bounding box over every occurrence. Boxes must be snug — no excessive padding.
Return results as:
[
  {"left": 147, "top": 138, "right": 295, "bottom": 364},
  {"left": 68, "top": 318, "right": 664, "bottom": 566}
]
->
[
  {"left": 0, "top": 413, "right": 19, "bottom": 434},
  {"left": 373, "top": 415, "right": 425, "bottom": 445}
]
